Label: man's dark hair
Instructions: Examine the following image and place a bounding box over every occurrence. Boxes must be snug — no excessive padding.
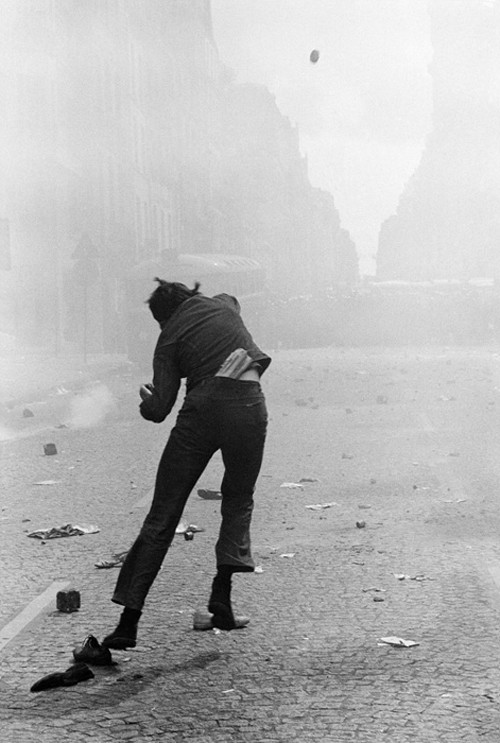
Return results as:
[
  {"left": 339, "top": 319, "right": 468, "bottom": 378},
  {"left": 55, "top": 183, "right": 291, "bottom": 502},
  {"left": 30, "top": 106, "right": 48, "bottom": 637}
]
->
[{"left": 147, "top": 278, "right": 201, "bottom": 323}]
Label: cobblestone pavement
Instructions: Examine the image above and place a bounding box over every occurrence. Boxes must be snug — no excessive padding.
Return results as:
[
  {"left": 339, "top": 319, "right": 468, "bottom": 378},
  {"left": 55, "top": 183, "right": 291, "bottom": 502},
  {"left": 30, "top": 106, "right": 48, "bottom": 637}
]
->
[{"left": 2, "top": 346, "right": 500, "bottom": 741}]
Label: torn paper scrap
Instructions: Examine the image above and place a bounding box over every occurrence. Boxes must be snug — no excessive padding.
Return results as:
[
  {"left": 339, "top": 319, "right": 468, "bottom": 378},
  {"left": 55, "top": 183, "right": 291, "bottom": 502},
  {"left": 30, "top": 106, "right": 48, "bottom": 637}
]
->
[
  {"left": 175, "top": 522, "right": 205, "bottom": 535},
  {"left": 378, "top": 636, "right": 419, "bottom": 648},
  {"left": 27, "top": 523, "right": 99, "bottom": 539},
  {"left": 305, "top": 502, "right": 338, "bottom": 510}
]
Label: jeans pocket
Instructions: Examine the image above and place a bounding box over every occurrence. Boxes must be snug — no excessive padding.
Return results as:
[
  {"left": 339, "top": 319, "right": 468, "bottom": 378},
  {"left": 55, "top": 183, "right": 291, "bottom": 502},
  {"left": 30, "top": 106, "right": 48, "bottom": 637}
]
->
[{"left": 247, "top": 400, "right": 268, "bottom": 427}]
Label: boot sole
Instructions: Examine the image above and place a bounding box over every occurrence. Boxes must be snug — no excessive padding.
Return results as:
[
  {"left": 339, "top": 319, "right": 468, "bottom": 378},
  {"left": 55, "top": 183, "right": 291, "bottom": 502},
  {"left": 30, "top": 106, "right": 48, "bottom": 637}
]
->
[{"left": 102, "top": 636, "right": 136, "bottom": 650}]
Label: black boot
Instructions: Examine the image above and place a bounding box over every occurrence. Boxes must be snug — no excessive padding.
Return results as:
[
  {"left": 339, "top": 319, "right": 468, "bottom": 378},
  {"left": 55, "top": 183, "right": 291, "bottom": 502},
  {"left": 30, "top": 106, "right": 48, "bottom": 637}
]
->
[
  {"left": 102, "top": 607, "right": 141, "bottom": 649},
  {"left": 208, "top": 566, "right": 236, "bottom": 630}
]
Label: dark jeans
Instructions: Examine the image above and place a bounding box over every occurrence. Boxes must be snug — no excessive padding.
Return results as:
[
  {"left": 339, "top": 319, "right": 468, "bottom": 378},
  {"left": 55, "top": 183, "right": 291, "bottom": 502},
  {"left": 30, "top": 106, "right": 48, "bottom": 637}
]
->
[{"left": 112, "top": 377, "right": 268, "bottom": 611}]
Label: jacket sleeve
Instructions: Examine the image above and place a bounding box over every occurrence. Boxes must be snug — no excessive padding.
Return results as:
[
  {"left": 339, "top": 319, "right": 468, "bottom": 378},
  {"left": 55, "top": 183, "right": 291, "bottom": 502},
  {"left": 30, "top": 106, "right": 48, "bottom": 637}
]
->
[{"left": 139, "top": 346, "right": 181, "bottom": 423}]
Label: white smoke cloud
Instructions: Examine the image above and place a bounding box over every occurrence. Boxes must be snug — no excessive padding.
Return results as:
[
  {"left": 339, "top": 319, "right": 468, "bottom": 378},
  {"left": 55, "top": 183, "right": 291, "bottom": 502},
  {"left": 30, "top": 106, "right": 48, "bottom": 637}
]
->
[
  {"left": 68, "top": 384, "right": 116, "bottom": 429},
  {"left": 0, "top": 424, "right": 14, "bottom": 442}
]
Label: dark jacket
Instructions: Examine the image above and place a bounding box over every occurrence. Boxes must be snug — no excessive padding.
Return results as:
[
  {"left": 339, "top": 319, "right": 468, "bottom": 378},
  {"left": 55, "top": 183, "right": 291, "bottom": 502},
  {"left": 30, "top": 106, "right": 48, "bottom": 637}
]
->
[{"left": 139, "top": 293, "right": 271, "bottom": 423}]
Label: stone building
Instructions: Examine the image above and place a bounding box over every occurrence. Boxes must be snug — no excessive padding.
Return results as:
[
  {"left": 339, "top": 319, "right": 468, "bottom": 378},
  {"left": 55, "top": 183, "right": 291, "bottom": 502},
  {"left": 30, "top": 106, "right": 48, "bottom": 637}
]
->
[
  {"left": 377, "top": 0, "right": 500, "bottom": 281},
  {"left": 204, "top": 79, "right": 358, "bottom": 295},
  {"left": 0, "top": 0, "right": 357, "bottom": 354}
]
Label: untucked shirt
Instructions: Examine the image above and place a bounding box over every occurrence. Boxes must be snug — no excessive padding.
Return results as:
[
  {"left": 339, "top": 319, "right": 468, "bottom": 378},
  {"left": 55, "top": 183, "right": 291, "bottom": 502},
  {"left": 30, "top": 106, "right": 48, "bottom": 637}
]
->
[{"left": 140, "top": 293, "right": 271, "bottom": 422}]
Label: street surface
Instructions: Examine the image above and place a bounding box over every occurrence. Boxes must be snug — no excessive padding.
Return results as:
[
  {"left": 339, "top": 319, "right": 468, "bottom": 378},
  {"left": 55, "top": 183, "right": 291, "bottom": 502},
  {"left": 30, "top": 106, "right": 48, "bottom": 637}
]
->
[{"left": 2, "top": 346, "right": 500, "bottom": 742}]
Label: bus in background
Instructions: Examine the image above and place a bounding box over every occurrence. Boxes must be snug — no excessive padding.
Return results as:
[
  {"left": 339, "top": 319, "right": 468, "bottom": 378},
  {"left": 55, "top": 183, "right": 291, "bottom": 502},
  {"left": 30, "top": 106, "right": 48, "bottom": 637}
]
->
[{"left": 124, "top": 253, "right": 266, "bottom": 363}]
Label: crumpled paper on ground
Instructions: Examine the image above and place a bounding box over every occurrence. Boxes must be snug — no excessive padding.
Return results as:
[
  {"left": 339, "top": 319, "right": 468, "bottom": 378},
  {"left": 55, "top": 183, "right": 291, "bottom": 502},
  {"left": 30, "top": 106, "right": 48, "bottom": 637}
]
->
[
  {"left": 175, "top": 522, "right": 205, "bottom": 535},
  {"left": 95, "top": 550, "right": 128, "bottom": 569},
  {"left": 27, "top": 523, "right": 99, "bottom": 539},
  {"left": 305, "top": 502, "right": 338, "bottom": 510},
  {"left": 378, "top": 636, "right": 419, "bottom": 648}
]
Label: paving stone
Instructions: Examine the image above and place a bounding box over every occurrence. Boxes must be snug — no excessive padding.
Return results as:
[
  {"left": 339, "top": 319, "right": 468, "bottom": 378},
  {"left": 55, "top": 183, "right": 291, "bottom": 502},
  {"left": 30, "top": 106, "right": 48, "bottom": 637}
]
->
[{"left": 3, "top": 348, "right": 500, "bottom": 742}]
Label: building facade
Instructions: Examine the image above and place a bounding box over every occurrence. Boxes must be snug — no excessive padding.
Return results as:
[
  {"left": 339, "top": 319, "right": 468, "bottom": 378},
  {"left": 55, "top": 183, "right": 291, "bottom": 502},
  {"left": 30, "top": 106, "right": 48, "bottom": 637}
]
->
[
  {"left": 0, "top": 0, "right": 357, "bottom": 354},
  {"left": 376, "top": 0, "right": 500, "bottom": 282}
]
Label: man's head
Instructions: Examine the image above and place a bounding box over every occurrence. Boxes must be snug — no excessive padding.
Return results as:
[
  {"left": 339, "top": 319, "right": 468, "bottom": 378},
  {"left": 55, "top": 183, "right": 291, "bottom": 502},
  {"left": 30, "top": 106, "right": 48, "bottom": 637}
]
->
[{"left": 146, "top": 278, "right": 201, "bottom": 323}]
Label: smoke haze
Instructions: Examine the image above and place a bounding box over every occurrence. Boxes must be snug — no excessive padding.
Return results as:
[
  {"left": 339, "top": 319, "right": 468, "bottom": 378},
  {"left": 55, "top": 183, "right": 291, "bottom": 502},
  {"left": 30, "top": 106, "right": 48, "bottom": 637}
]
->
[
  {"left": 211, "top": 0, "right": 433, "bottom": 273},
  {"left": 68, "top": 384, "right": 116, "bottom": 430}
]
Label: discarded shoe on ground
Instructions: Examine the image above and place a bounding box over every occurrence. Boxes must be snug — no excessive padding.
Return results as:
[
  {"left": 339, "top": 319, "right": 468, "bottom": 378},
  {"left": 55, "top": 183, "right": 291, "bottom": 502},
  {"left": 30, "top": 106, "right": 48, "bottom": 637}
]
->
[
  {"left": 73, "top": 635, "right": 113, "bottom": 666},
  {"left": 30, "top": 662, "right": 94, "bottom": 692},
  {"left": 193, "top": 608, "right": 250, "bottom": 631}
]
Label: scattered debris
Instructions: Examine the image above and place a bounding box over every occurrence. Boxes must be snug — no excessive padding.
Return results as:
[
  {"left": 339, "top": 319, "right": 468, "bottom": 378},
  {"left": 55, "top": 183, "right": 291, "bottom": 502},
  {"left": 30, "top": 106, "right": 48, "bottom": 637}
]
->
[
  {"left": 394, "top": 573, "right": 435, "bottom": 582},
  {"left": 378, "top": 636, "right": 419, "bottom": 648},
  {"left": 362, "top": 587, "right": 386, "bottom": 593},
  {"left": 280, "top": 482, "right": 304, "bottom": 489},
  {"left": 193, "top": 609, "right": 214, "bottom": 631},
  {"left": 27, "top": 523, "right": 99, "bottom": 539},
  {"left": 305, "top": 502, "right": 338, "bottom": 510},
  {"left": 299, "top": 477, "right": 319, "bottom": 483},
  {"left": 442, "top": 498, "right": 467, "bottom": 503},
  {"left": 280, "top": 553, "right": 296, "bottom": 558},
  {"left": 30, "top": 663, "right": 93, "bottom": 692},
  {"left": 197, "top": 489, "right": 222, "bottom": 500},
  {"left": 56, "top": 589, "right": 81, "bottom": 613},
  {"left": 95, "top": 551, "right": 128, "bottom": 569},
  {"left": 33, "top": 480, "right": 60, "bottom": 486},
  {"left": 175, "top": 522, "right": 204, "bottom": 535},
  {"left": 72, "top": 635, "right": 112, "bottom": 666},
  {"left": 43, "top": 443, "right": 57, "bottom": 456}
]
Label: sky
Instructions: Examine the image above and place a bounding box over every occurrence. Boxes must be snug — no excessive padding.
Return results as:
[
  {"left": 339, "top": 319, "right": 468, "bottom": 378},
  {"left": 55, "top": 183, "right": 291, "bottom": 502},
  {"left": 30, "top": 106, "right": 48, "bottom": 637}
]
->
[{"left": 211, "top": 0, "right": 434, "bottom": 275}]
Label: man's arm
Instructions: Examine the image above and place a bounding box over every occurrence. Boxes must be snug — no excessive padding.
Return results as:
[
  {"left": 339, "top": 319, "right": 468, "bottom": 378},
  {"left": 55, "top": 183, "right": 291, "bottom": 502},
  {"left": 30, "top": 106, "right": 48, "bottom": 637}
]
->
[{"left": 139, "top": 349, "right": 180, "bottom": 423}]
